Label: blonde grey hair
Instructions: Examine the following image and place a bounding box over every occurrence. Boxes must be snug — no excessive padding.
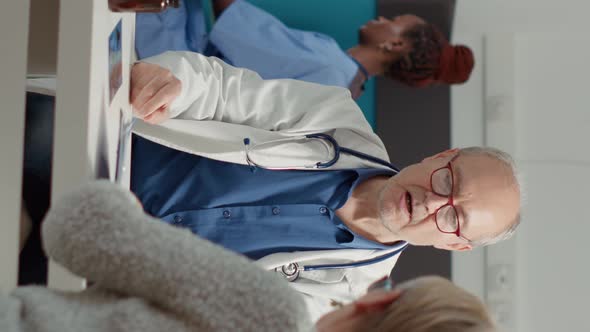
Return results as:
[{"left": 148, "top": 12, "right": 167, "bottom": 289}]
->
[
  {"left": 458, "top": 146, "right": 523, "bottom": 247},
  {"left": 363, "top": 276, "right": 497, "bottom": 332}
]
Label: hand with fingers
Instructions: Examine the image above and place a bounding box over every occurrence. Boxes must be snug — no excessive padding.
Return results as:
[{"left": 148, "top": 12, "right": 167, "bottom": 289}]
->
[{"left": 130, "top": 62, "right": 182, "bottom": 124}]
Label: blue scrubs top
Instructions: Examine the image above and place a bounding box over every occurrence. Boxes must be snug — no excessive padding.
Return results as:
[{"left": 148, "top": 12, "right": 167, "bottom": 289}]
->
[
  {"left": 135, "top": 0, "right": 359, "bottom": 89},
  {"left": 131, "top": 136, "right": 395, "bottom": 259}
]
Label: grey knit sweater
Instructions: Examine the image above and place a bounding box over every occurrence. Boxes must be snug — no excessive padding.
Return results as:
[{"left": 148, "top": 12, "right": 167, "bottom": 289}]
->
[{"left": 0, "top": 181, "right": 313, "bottom": 332}]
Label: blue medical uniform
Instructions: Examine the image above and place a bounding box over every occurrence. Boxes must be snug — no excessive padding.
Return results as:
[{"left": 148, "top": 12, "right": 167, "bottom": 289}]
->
[
  {"left": 135, "top": 1, "right": 197, "bottom": 57},
  {"left": 135, "top": 0, "right": 359, "bottom": 89},
  {"left": 131, "top": 136, "right": 394, "bottom": 259}
]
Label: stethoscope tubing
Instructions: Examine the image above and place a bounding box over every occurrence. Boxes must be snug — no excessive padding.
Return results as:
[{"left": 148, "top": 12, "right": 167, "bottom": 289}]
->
[
  {"left": 245, "top": 133, "right": 401, "bottom": 173},
  {"left": 302, "top": 242, "right": 408, "bottom": 271}
]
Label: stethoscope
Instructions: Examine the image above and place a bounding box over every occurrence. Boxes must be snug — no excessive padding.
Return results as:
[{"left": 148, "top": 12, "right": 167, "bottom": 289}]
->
[
  {"left": 243, "top": 133, "right": 407, "bottom": 281},
  {"left": 275, "top": 243, "right": 408, "bottom": 282},
  {"left": 243, "top": 133, "right": 400, "bottom": 172}
]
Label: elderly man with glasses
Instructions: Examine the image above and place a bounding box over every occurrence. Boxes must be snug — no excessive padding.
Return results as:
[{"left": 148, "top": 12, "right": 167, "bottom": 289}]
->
[{"left": 123, "top": 51, "right": 521, "bottom": 321}]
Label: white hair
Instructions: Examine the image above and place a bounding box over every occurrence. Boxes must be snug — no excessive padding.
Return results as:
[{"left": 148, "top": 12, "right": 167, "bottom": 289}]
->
[{"left": 458, "top": 147, "right": 523, "bottom": 247}]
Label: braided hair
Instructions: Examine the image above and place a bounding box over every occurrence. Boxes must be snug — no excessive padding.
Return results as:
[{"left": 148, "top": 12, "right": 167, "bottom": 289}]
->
[{"left": 387, "top": 23, "right": 474, "bottom": 87}]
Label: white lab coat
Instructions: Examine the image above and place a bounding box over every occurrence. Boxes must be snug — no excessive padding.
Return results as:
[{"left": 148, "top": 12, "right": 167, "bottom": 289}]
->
[{"left": 134, "top": 51, "right": 406, "bottom": 321}]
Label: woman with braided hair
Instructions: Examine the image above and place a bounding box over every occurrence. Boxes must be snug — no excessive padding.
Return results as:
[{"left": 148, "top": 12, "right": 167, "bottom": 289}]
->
[
  {"left": 135, "top": 1, "right": 475, "bottom": 99},
  {"left": 350, "top": 15, "right": 474, "bottom": 89}
]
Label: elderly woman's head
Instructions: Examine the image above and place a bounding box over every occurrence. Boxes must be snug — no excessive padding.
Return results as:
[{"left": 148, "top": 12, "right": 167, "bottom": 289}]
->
[{"left": 316, "top": 276, "right": 496, "bottom": 332}]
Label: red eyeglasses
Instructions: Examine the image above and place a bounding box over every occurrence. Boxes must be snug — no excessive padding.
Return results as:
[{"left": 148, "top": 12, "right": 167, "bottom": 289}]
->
[{"left": 430, "top": 158, "right": 471, "bottom": 242}]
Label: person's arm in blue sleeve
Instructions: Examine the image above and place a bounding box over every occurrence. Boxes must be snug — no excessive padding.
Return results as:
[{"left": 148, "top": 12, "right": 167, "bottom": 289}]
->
[{"left": 209, "top": 0, "right": 353, "bottom": 86}]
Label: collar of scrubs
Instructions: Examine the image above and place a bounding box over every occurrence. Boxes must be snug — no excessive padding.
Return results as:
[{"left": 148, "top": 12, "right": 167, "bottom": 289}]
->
[
  {"left": 332, "top": 168, "right": 397, "bottom": 250},
  {"left": 348, "top": 55, "right": 370, "bottom": 82},
  {"left": 334, "top": 221, "right": 398, "bottom": 250}
]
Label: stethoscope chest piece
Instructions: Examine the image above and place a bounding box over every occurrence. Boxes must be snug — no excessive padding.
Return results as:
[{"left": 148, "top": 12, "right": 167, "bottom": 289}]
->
[{"left": 276, "top": 262, "right": 301, "bottom": 282}]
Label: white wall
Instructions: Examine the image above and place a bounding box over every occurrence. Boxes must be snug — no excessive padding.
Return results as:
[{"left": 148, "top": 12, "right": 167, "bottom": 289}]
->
[
  {"left": 0, "top": 0, "right": 30, "bottom": 291},
  {"left": 453, "top": 1, "right": 590, "bottom": 331},
  {"left": 455, "top": 0, "right": 590, "bottom": 33},
  {"left": 513, "top": 34, "right": 590, "bottom": 332}
]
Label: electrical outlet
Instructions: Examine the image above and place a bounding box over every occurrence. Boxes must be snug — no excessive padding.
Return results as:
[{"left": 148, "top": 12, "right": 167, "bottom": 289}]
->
[
  {"left": 487, "top": 299, "right": 514, "bottom": 329},
  {"left": 486, "top": 264, "right": 515, "bottom": 331},
  {"left": 487, "top": 263, "right": 513, "bottom": 295}
]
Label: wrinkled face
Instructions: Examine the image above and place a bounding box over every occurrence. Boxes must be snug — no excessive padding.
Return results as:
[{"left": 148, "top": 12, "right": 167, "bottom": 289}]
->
[
  {"left": 359, "top": 14, "right": 425, "bottom": 47},
  {"left": 377, "top": 150, "right": 520, "bottom": 250}
]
